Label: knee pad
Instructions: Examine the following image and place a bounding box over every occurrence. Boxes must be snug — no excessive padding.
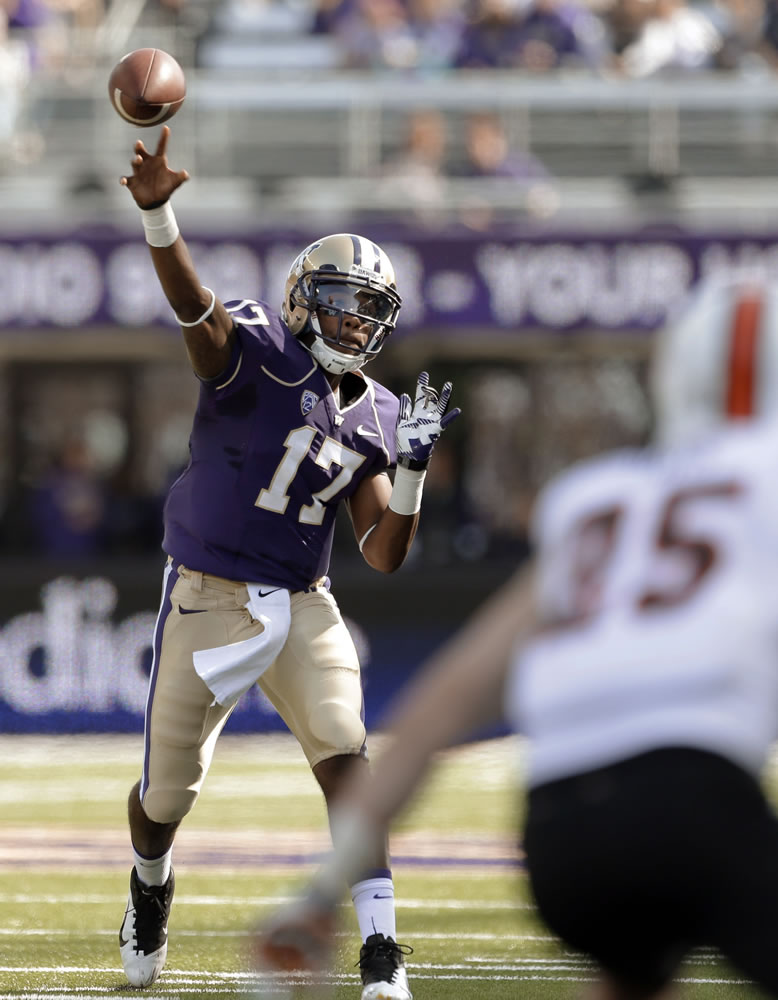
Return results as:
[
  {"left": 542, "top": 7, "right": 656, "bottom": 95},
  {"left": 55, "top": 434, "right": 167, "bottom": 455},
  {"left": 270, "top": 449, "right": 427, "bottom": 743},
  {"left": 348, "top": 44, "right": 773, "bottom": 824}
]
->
[
  {"left": 142, "top": 785, "right": 199, "bottom": 826},
  {"left": 308, "top": 698, "right": 366, "bottom": 754}
]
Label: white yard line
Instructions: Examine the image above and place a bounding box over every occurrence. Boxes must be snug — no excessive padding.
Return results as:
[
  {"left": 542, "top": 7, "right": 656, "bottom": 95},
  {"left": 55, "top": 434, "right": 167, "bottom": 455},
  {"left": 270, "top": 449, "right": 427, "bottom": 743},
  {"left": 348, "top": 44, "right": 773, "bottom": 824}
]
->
[
  {"left": 0, "top": 928, "right": 552, "bottom": 940},
  {"left": 0, "top": 970, "right": 755, "bottom": 995},
  {"left": 0, "top": 893, "right": 532, "bottom": 909},
  {"left": 0, "top": 929, "right": 724, "bottom": 969}
]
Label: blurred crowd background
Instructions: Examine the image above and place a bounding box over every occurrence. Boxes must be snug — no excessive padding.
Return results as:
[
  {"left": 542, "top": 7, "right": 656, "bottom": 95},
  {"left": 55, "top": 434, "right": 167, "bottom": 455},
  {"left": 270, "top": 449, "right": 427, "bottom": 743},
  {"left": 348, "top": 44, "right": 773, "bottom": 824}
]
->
[
  {"left": 5, "top": 0, "right": 778, "bottom": 84},
  {"left": 0, "top": 0, "right": 771, "bottom": 578}
]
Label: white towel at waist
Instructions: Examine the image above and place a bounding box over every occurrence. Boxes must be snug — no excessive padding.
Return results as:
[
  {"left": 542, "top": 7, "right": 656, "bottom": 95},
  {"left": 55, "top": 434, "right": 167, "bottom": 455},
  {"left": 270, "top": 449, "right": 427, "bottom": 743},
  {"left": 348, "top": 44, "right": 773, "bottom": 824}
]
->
[{"left": 192, "top": 584, "right": 292, "bottom": 708}]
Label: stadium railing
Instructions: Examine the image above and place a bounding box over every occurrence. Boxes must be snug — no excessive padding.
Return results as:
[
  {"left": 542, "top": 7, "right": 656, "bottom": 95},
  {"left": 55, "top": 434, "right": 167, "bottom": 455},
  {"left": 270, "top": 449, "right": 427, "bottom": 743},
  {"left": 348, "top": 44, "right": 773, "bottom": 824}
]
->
[{"left": 4, "top": 64, "right": 778, "bottom": 226}]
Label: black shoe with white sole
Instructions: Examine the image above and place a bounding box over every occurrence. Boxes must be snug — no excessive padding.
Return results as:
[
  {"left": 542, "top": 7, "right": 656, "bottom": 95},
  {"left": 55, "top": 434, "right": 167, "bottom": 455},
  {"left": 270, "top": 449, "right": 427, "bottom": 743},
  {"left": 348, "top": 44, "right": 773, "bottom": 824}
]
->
[
  {"left": 358, "top": 933, "right": 413, "bottom": 1000},
  {"left": 119, "top": 867, "right": 175, "bottom": 988}
]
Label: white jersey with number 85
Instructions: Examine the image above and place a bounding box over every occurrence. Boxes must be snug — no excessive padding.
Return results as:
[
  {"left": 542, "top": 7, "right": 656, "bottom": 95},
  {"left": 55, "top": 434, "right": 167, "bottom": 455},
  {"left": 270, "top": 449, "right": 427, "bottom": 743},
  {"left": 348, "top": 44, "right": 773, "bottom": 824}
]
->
[{"left": 509, "top": 417, "right": 778, "bottom": 787}]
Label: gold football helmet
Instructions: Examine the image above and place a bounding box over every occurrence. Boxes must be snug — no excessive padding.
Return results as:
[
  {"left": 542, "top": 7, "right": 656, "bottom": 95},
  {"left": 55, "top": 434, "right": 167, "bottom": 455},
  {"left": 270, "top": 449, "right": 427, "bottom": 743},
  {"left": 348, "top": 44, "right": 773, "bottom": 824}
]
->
[{"left": 282, "top": 233, "right": 402, "bottom": 375}]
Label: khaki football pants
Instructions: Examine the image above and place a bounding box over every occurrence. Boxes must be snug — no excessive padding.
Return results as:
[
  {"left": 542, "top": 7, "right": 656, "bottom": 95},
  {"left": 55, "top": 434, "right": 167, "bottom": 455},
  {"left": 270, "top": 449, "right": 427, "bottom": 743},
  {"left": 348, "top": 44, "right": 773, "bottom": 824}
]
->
[{"left": 140, "top": 561, "right": 366, "bottom": 824}]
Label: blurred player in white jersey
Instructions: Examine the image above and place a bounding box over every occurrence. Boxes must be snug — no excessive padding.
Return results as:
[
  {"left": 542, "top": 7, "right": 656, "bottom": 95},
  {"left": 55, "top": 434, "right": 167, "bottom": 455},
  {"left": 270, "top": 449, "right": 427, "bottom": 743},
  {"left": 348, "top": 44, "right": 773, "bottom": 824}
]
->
[{"left": 252, "top": 272, "right": 778, "bottom": 1000}]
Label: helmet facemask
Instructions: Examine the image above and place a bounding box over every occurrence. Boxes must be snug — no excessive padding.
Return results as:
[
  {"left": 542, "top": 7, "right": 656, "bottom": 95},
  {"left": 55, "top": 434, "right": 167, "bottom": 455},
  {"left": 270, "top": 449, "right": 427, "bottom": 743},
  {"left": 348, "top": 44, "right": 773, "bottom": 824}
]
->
[
  {"left": 282, "top": 234, "right": 403, "bottom": 376},
  {"left": 291, "top": 270, "right": 402, "bottom": 375}
]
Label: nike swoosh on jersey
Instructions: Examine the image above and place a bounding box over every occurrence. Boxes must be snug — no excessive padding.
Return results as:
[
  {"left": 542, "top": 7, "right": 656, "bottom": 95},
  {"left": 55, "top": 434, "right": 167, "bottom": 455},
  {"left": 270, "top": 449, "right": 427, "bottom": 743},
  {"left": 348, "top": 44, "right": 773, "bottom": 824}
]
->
[
  {"left": 179, "top": 607, "right": 208, "bottom": 615},
  {"left": 257, "top": 588, "right": 281, "bottom": 598},
  {"left": 356, "top": 424, "right": 380, "bottom": 438}
]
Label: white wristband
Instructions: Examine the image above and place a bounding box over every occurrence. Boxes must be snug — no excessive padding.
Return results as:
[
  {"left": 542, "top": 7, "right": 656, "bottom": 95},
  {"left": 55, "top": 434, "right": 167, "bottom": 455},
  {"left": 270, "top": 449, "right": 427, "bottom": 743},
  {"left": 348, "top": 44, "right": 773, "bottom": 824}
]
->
[
  {"left": 388, "top": 465, "right": 426, "bottom": 516},
  {"left": 140, "top": 201, "right": 179, "bottom": 248},
  {"left": 175, "top": 287, "right": 216, "bottom": 328}
]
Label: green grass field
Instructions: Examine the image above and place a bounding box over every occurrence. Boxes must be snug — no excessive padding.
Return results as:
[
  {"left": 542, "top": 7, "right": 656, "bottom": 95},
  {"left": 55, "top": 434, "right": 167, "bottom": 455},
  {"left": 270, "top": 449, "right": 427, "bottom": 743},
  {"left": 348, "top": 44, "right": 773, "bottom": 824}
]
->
[{"left": 1, "top": 733, "right": 774, "bottom": 1000}]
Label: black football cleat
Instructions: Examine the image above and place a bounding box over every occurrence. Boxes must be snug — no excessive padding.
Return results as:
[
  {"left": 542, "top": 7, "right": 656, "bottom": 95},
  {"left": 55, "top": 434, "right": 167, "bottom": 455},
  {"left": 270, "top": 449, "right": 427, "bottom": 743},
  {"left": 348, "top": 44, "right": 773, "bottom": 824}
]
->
[
  {"left": 119, "top": 867, "right": 175, "bottom": 988},
  {"left": 358, "top": 933, "right": 413, "bottom": 1000}
]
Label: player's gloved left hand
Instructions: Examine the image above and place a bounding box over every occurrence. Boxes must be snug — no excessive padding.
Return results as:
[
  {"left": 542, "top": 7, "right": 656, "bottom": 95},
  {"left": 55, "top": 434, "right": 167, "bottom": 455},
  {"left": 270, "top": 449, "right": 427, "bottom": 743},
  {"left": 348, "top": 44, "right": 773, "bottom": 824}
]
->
[{"left": 396, "top": 371, "right": 461, "bottom": 470}]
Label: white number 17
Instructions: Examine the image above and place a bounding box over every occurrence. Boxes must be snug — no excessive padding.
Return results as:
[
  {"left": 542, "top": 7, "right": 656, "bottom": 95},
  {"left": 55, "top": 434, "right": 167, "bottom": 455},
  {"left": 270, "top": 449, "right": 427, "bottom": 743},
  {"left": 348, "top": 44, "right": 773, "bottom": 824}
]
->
[{"left": 256, "top": 426, "right": 366, "bottom": 525}]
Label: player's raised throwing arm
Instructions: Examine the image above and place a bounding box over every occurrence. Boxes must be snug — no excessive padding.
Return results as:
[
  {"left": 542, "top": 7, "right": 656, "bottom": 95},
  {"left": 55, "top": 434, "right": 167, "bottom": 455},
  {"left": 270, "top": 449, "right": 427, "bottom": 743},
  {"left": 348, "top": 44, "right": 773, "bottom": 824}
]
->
[{"left": 120, "top": 125, "right": 234, "bottom": 378}]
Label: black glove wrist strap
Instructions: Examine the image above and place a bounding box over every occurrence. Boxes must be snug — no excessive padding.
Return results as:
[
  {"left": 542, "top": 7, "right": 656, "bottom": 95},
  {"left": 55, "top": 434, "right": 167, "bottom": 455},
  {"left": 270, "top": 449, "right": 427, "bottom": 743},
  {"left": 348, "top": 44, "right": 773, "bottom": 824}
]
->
[{"left": 397, "top": 455, "right": 430, "bottom": 472}]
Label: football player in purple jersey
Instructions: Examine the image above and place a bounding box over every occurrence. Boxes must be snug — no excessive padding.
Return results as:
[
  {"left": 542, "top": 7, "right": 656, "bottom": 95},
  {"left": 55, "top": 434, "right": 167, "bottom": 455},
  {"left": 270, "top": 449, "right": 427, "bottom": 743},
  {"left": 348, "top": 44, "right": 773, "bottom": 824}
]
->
[{"left": 115, "top": 126, "right": 459, "bottom": 997}]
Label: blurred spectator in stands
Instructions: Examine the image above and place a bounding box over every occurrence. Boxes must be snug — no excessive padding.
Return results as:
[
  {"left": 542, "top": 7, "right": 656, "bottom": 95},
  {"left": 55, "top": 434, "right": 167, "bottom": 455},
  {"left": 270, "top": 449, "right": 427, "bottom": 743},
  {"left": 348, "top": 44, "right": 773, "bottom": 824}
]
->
[
  {"left": 617, "top": 0, "right": 723, "bottom": 75},
  {"left": 28, "top": 434, "right": 109, "bottom": 560},
  {"left": 4, "top": 0, "right": 56, "bottom": 91},
  {"left": 742, "top": 0, "right": 778, "bottom": 68},
  {"left": 379, "top": 109, "right": 449, "bottom": 223},
  {"left": 602, "top": 0, "right": 657, "bottom": 58},
  {"left": 5, "top": 0, "right": 104, "bottom": 82},
  {"left": 311, "top": 0, "right": 353, "bottom": 35},
  {"left": 47, "top": 0, "right": 103, "bottom": 30},
  {"left": 456, "top": 112, "right": 558, "bottom": 226},
  {"left": 323, "top": 0, "right": 466, "bottom": 71},
  {"left": 6, "top": 0, "right": 50, "bottom": 32},
  {"left": 314, "top": 0, "right": 464, "bottom": 71},
  {"left": 698, "top": 0, "right": 766, "bottom": 68},
  {"left": 454, "top": 0, "right": 610, "bottom": 71},
  {"left": 0, "top": 3, "right": 31, "bottom": 161},
  {"left": 140, "top": 0, "right": 194, "bottom": 28},
  {"left": 329, "top": 0, "right": 418, "bottom": 69},
  {"left": 460, "top": 111, "right": 550, "bottom": 179},
  {"left": 406, "top": 0, "right": 467, "bottom": 70}
]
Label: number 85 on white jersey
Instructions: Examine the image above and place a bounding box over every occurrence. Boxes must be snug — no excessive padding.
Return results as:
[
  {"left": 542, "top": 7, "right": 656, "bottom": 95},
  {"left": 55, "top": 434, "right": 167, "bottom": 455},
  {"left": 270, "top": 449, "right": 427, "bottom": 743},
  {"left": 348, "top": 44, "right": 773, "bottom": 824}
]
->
[{"left": 509, "top": 419, "right": 778, "bottom": 788}]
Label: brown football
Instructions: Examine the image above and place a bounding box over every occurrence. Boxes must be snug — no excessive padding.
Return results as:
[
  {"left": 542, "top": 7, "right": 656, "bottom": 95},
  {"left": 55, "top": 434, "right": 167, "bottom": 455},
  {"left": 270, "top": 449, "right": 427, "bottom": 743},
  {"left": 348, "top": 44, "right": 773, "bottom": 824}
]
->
[{"left": 108, "top": 48, "right": 186, "bottom": 127}]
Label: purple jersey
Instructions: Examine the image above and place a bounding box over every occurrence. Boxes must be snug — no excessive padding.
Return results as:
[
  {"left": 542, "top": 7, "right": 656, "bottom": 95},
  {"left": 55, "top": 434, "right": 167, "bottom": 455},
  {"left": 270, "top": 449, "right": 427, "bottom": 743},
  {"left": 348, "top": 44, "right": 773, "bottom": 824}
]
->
[{"left": 163, "top": 298, "right": 400, "bottom": 590}]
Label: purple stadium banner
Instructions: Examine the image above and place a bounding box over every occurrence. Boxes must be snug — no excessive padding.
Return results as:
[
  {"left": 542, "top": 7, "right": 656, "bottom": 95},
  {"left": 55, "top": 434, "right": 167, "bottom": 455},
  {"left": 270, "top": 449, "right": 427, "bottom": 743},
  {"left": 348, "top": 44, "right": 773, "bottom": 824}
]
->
[{"left": 1, "top": 227, "right": 776, "bottom": 332}]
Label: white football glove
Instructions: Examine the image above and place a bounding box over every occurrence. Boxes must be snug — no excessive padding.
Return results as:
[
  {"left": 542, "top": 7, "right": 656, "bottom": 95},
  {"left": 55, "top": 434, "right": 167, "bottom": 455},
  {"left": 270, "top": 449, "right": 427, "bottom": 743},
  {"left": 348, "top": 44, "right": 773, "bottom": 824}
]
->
[{"left": 396, "top": 371, "right": 461, "bottom": 469}]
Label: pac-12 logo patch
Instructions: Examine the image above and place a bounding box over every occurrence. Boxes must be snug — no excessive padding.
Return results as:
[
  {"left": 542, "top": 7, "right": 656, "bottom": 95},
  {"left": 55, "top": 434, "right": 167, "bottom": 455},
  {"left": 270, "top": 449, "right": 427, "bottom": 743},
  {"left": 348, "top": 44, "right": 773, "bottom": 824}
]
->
[{"left": 301, "top": 389, "right": 320, "bottom": 415}]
